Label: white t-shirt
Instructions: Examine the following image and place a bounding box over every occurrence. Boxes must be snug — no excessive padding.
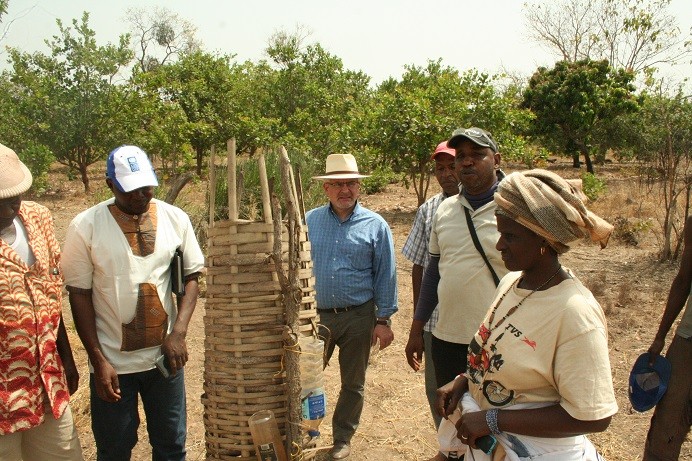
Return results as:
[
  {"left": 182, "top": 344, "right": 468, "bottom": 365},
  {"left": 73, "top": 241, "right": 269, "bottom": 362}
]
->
[
  {"left": 467, "top": 270, "right": 618, "bottom": 421},
  {"left": 62, "top": 198, "right": 205, "bottom": 374},
  {"left": 429, "top": 195, "right": 508, "bottom": 344},
  {"left": 10, "top": 218, "right": 35, "bottom": 266}
]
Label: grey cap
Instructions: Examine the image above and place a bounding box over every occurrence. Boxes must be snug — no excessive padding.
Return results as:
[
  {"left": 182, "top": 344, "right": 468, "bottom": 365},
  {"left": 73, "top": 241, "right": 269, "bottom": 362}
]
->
[{"left": 447, "top": 127, "right": 498, "bottom": 152}]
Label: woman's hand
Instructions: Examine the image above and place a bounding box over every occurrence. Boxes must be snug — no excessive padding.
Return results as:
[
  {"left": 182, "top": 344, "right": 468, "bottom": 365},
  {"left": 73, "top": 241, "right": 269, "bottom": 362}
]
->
[
  {"left": 456, "top": 410, "right": 491, "bottom": 449},
  {"left": 434, "top": 375, "right": 468, "bottom": 419}
]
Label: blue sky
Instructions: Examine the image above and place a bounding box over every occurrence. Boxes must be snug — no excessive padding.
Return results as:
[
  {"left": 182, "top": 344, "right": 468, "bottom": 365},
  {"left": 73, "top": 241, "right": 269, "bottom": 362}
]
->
[{"left": 2, "top": 0, "right": 690, "bottom": 85}]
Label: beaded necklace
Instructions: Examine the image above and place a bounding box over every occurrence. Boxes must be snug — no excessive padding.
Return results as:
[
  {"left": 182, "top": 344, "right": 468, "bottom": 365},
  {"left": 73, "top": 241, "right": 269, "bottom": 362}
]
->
[{"left": 479, "top": 265, "right": 563, "bottom": 351}]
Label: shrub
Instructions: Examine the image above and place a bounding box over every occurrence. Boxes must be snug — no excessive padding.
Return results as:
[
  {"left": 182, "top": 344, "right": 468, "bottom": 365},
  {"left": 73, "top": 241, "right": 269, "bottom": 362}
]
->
[
  {"left": 613, "top": 216, "right": 653, "bottom": 247},
  {"left": 18, "top": 143, "right": 54, "bottom": 194},
  {"left": 211, "top": 148, "right": 324, "bottom": 222},
  {"left": 361, "top": 165, "right": 400, "bottom": 195},
  {"left": 581, "top": 172, "right": 606, "bottom": 201}
]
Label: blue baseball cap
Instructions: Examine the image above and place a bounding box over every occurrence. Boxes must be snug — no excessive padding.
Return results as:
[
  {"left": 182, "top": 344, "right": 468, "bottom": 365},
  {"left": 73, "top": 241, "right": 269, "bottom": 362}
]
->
[
  {"left": 106, "top": 145, "right": 158, "bottom": 193},
  {"left": 628, "top": 352, "right": 672, "bottom": 412}
]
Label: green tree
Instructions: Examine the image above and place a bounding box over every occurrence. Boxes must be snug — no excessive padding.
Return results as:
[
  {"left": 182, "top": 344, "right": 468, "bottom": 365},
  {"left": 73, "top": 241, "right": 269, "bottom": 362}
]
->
[
  {"left": 122, "top": 75, "right": 193, "bottom": 175},
  {"left": 146, "top": 50, "right": 236, "bottom": 175},
  {"left": 262, "top": 30, "right": 372, "bottom": 158},
  {"left": 367, "top": 60, "right": 533, "bottom": 205},
  {"left": 0, "top": 0, "right": 7, "bottom": 23},
  {"left": 6, "top": 12, "right": 133, "bottom": 191},
  {"left": 522, "top": 59, "right": 639, "bottom": 173}
]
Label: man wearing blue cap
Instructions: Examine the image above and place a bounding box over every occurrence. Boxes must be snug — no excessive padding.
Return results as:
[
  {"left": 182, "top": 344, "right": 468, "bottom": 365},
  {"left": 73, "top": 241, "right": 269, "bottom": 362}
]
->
[
  {"left": 642, "top": 216, "right": 692, "bottom": 461},
  {"left": 62, "top": 145, "right": 204, "bottom": 460}
]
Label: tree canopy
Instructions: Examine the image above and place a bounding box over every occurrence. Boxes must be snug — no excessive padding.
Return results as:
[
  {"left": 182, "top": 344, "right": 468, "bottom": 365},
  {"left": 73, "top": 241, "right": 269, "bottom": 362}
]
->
[
  {"left": 5, "top": 12, "right": 133, "bottom": 191},
  {"left": 524, "top": 0, "right": 691, "bottom": 74},
  {"left": 522, "top": 59, "right": 639, "bottom": 172}
]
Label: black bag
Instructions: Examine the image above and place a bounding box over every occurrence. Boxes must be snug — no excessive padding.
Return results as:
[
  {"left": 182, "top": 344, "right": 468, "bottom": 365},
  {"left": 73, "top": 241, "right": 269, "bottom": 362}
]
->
[{"left": 170, "top": 247, "right": 186, "bottom": 297}]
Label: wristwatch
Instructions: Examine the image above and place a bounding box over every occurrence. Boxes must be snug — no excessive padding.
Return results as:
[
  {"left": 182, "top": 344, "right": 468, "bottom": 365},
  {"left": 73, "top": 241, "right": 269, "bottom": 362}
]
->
[{"left": 376, "top": 318, "right": 392, "bottom": 327}]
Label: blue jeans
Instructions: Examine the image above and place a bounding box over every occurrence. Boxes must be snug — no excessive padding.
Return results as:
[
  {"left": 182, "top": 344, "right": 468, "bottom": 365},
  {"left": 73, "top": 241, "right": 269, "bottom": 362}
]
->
[{"left": 90, "top": 369, "right": 187, "bottom": 461}]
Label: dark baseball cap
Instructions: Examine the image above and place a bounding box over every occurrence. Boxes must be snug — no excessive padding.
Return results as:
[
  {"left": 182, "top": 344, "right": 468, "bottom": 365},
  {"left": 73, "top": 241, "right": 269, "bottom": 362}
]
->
[
  {"left": 447, "top": 127, "right": 498, "bottom": 152},
  {"left": 628, "top": 352, "right": 672, "bottom": 412}
]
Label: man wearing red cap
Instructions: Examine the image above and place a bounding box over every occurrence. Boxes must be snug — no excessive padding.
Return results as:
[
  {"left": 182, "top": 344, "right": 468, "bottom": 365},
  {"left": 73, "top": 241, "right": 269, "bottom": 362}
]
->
[{"left": 402, "top": 141, "right": 459, "bottom": 429}]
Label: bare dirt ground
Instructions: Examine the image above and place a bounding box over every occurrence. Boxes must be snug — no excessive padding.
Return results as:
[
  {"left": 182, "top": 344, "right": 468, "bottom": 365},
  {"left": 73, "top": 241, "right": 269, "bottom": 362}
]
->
[{"left": 45, "top": 161, "right": 690, "bottom": 461}]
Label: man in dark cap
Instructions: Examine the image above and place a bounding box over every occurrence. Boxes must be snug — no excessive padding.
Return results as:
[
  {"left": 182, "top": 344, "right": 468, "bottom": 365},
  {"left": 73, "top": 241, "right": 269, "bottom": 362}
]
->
[{"left": 405, "top": 128, "right": 508, "bottom": 461}]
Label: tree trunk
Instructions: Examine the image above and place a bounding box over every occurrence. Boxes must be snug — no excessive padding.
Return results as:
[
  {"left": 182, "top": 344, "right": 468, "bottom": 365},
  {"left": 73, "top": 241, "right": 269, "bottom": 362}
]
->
[
  {"left": 196, "top": 145, "right": 204, "bottom": 176},
  {"left": 576, "top": 143, "right": 594, "bottom": 174},
  {"left": 164, "top": 171, "right": 195, "bottom": 204},
  {"left": 79, "top": 162, "right": 90, "bottom": 193},
  {"left": 571, "top": 153, "right": 581, "bottom": 168},
  {"left": 583, "top": 152, "right": 594, "bottom": 174}
]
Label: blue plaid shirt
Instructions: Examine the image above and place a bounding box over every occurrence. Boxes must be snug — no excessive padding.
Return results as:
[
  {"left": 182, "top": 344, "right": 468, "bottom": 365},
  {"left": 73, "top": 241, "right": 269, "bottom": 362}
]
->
[
  {"left": 306, "top": 202, "right": 397, "bottom": 318},
  {"left": 401, "top": 192, "right": 449, "bottom": 332}
]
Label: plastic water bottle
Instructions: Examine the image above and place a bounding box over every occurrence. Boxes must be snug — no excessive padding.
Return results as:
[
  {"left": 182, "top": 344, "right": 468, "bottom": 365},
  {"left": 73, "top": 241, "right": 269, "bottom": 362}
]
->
[
  {"left": 298, "top": 335, "right": 327, "bottom": 436},
  {"left": 248, "top": 410, "right": 288, "bottom": 461}
]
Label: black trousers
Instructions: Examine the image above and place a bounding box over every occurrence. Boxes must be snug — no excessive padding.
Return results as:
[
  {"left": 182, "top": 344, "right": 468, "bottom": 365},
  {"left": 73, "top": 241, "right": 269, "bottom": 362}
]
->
[{"left": 431, "top": 334, "right": 469, "bottom": 388}]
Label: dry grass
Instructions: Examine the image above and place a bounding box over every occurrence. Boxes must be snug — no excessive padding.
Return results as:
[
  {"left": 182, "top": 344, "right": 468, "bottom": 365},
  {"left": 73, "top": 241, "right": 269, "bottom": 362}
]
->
[{"left": 50, "top": 160, "right": 691, "bottom": 460}]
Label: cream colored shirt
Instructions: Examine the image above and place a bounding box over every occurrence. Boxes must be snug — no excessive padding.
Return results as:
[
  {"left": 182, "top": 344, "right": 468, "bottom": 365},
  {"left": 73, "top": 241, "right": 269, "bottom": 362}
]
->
[
  {"left": 429, "top": 195, "right": 508, "bottom": 344},
  {"left": 467, "top": 270, "right": 618, "bottom": 421},
  {"left": 62, "top": 198, "right": 205, "bottom": 374}
]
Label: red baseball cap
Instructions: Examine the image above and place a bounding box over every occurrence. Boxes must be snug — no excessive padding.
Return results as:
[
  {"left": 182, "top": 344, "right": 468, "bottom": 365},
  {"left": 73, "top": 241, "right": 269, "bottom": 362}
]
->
[{"left": 431, "top": 141, "right": 456, "bottom": 160}]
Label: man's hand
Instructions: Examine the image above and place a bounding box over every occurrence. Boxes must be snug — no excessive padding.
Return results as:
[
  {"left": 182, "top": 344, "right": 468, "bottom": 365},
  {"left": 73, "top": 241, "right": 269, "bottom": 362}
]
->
[
  {"left": 63, "top": 361, "right": 80, "bottom": 395},
  {"left": 93, "top": 360, "right": 121, "bottom": 403},
  {"left": 405, "top": 330, "right": 424, "bottom": 371},
  {"left": 372, "top": 325, "right": 394, "bottom": 350},
  {"left": 162, "top": 330, "right": 189, "bottom": 375},
  {"left": 647, "top": 337, "right": 665, "bottom": 365}
]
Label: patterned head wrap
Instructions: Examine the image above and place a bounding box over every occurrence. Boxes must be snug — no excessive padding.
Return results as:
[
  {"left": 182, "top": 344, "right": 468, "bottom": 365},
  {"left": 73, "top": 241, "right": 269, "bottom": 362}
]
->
[{"left": 494, "top": 169, "right": 613, "bottom": 254}]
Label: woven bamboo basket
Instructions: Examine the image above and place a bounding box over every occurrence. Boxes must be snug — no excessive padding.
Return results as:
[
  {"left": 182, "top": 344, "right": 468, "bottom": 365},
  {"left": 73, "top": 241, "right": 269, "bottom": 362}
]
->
[{"left": 203, "top": 140, "right": 318, "bottom": 460}]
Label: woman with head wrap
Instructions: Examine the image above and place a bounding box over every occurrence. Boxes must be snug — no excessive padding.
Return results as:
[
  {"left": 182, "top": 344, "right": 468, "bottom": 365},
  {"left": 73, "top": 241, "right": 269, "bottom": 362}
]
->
[{"left": 434, "top": 169, "right": 618, "bottom": 460}]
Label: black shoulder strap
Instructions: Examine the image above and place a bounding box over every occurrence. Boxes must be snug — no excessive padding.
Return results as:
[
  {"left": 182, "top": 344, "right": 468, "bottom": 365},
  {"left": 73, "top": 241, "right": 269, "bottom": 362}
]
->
[{"left": 464, "top": 206, "right": 500, "bottom": 287}]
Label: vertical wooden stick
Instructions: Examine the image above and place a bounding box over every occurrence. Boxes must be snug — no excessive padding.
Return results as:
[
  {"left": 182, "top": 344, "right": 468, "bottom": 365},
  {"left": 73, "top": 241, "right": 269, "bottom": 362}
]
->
[
  {"left": 271, "top": 146, "right": 303, "bottom": 456},
  {"left": 227, "top": 138, "right": 237, "bottom": 221},
  {"left": 257, "top": 150, "right": 273, "bottom": 224},
  {"left": 208, "top": 145, "right": 217, "bottom": 228}
]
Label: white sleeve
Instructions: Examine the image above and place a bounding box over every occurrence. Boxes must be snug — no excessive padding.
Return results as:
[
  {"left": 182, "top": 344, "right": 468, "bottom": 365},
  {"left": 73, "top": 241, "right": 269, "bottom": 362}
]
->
[{"left": 61, "top": 216, "right": 94, "bottom": 290}]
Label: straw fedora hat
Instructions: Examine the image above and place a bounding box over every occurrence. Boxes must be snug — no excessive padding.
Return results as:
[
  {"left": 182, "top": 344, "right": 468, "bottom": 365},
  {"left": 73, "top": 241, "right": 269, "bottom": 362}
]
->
[
  {"left": 313, "top": 154, "right": 370, "bottom": 180},
  {"left": 0, "top": 143, "right": 33, "bottom": 199}
]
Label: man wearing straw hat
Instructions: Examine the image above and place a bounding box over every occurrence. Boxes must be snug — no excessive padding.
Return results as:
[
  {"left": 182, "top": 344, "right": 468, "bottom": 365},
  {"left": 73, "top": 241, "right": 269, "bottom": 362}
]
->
[
  {"left": 62, "top": 145, "right": 204, "bottom": 460},
  {"left": 0, "top": 143, "right": 83, "bottom": 460},
  {"left": 307, "top": 153, "right": 397, "bottom": 459}
]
